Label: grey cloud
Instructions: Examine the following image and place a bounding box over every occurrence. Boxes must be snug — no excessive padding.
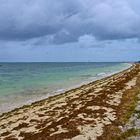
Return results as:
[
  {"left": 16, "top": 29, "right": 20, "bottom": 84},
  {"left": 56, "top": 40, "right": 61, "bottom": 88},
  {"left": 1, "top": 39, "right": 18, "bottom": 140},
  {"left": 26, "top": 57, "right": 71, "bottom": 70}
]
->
[{"left": 0, "top": 0, "right": 140, "bottom": 43}]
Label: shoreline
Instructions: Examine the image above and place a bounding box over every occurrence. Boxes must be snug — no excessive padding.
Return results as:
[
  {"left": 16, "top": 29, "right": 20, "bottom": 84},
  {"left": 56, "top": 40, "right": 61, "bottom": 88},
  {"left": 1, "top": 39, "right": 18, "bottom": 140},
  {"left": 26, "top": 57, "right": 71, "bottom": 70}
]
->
[
  {"left": 0, "top": 63, "right": 140, "bottom": 140},
  {"left": 0, "top": 63, "right": 132, "bottom": 114}
]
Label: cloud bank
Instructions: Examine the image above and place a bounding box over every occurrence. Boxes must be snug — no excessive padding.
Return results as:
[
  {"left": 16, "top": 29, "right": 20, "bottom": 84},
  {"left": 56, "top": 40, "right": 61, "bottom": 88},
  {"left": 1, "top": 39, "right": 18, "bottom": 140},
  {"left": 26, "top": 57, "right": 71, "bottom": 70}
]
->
[
  {"left": 0, "top": 0, "right": 140, "bottom": 44},
  {"left": 0, "top": 0, "right": 140, "bottom": 62}
]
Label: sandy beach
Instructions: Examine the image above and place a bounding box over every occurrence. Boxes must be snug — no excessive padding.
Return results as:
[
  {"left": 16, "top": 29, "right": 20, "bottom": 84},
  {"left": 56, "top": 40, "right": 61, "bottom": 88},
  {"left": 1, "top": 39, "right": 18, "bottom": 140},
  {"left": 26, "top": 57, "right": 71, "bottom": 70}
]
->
[{"left": 0, "top": 63, "right": 140, "bottom": 140}]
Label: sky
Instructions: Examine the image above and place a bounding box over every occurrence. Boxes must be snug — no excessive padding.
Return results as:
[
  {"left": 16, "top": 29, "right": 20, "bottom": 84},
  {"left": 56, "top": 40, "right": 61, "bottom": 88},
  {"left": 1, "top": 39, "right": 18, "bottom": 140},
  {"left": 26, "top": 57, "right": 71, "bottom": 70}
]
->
[{"left": 0, "top": 0, "right": 140, "bottom": 62}]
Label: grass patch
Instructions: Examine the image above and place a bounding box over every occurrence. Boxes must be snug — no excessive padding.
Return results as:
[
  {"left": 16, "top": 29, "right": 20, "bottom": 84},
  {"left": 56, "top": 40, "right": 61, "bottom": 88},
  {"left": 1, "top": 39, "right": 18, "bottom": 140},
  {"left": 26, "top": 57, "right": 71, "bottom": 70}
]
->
[
  {"left": 119, "top": 89, "right": 140, "bottom": 125},
  {"left": 113, "top": 88, "right": 140, "bottom": 139},
  {"left": 114, "top": 128, "right": 138, "bottom": 140}
]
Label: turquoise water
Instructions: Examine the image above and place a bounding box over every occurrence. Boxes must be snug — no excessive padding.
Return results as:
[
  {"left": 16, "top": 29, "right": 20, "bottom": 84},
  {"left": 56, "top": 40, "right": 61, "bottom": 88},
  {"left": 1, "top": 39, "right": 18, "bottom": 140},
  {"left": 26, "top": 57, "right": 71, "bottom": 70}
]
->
[{"left": 0, "top": 62, "right": 130, "bottom": 112}]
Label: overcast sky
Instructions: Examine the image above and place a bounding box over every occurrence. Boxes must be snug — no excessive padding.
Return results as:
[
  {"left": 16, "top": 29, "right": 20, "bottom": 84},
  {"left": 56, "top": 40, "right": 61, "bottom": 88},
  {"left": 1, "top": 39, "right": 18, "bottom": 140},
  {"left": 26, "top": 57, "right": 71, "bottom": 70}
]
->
[{"left": 0, "top": 0, "right": 140, "bottom": 62}]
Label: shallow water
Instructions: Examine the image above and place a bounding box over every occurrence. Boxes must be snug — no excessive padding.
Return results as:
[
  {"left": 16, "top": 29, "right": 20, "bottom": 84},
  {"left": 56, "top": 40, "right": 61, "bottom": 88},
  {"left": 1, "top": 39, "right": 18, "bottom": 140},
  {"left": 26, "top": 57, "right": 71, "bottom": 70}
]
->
[{"left": 0, "top": 62, "right": 130, "bottom": 113}]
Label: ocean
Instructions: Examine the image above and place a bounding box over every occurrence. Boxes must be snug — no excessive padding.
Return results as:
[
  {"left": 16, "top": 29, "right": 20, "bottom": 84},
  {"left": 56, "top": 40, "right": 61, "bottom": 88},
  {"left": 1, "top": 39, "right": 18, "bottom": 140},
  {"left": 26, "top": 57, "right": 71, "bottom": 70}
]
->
[{"left": 0, "top": 62, "right": 130, "bottom": 113}]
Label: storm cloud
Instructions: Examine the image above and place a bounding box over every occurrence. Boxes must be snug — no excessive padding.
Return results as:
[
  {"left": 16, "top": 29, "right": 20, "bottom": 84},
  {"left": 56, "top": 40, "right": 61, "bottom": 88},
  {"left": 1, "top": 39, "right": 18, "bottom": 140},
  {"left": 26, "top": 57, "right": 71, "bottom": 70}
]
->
[
  {"left": 0, "top": 0, "right": 140, "bottom": 43},
  {"left": 0, "top": 0, "right": 140, "bottom": 62}
]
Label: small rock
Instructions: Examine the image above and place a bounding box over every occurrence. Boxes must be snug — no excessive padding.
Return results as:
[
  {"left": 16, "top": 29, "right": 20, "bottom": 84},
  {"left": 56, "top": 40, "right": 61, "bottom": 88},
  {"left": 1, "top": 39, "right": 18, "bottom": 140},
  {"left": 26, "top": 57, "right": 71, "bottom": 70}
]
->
[
  {"left": 135, "top": 105, "right": 140, "bottom": 111},
  {"left": 137, "top": 94, "right": 140, "bottom": 99},
  {"left": 134, "top": 120, "right": 140, "bottom": 129},
  {"left": 118, "top": 125, "right": 124, "bottom": 131}
]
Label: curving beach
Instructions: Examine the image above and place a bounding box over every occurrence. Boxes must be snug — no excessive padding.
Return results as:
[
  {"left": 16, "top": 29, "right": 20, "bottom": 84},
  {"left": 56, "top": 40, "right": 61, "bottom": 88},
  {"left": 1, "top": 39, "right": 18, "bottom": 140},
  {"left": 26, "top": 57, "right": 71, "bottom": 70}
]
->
[{"left": 0, "top": 63, "right": 140, "bottom": 140}]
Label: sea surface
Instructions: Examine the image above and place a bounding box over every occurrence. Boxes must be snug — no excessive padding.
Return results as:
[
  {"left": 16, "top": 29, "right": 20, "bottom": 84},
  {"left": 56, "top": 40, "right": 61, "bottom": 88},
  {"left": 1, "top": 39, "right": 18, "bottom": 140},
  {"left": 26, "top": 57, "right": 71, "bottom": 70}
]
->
[{"left": 0, "top": 62, "right": 130, "bottom": 113}]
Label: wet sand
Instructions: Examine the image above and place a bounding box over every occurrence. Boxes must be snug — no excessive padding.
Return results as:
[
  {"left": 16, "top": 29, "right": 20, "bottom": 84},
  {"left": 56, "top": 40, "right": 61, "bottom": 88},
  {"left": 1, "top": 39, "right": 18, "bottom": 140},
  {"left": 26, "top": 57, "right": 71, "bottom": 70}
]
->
[{"left": 0, "top": 63, "right": 140, "bottom": 140}]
